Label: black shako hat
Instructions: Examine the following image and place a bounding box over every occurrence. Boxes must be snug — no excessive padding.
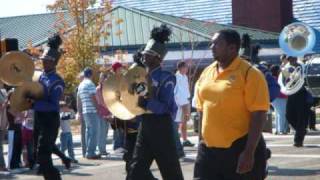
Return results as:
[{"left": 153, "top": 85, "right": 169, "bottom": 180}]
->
[
  {"left": 142, "top": 24, "right": 172, "bottom": 60},
  {"left": 40, "top": 34, "right": 62, "bottom": 62}
]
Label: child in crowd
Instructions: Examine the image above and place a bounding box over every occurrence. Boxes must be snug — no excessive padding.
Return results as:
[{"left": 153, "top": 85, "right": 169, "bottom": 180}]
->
[
  {"left": 0, "top": 84, "right": 8, "bottom": 172},
  {"left": 59, "top": 101, "right": 78, "bottom": 163},
  {"left": 21, "top": 110, "right": 35, "bottom": 169}
]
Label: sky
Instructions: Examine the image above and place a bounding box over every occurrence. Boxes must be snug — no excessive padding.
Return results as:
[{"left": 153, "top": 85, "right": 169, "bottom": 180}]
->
[{"left": 0, "top": 0, "right": 56, "bottom": 18}]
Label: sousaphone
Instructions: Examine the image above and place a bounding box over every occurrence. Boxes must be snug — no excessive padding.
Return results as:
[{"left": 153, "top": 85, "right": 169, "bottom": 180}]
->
[{"left": 278, "top": 22, "right": 316, "bottom": 95}]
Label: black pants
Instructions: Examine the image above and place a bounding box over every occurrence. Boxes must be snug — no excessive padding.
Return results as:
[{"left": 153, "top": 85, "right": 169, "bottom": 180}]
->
[
  {"left": 8, "top": 123, "right": 22, "bottom": 169},
  {"left": 286, "top": 89, "right": 308, "bottom": 144},
  {"left": 123, "top": 132, "right": 138, "bottom": 173},
  {"left": 34, "top": 111, "right": 61, "bottom": 180},
  {"left": 193, "top": 135, "right": 267, "bottom": 180},
  {"left": 126, "top": 114, "right": 184, "bottom": 180},
  {"left": 307, "top": 104, "right": 316, "bottom": 129}
]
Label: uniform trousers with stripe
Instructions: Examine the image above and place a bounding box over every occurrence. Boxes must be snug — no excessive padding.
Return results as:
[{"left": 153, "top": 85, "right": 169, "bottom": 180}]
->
[
  {"left": 34, "top": 111, "right": 61, "bottom": 180},
  {"left": 126, "top": 114, "right": 184, "bottom": 180},
  {"left": 286, "top": 88, "right": 308, "bottom": 145}
]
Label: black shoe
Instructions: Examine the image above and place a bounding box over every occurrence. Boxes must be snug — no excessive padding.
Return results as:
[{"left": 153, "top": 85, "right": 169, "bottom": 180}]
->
[
  {"left": 183, "top": 140, "right": 194, "bottom": 147},
  {"left": 29, "top": 161, "right": 35, "bottom": 170},
  {"left": 293, "top": 142, "right": 303, "bottom": 147},
  {"left": 36, "top": 166, "right": 43, "bottom": 175},
  {"left": 178, "top": 152, "right": 186, "bottom": 159},
  {"left": 71, "top": 159, "right": 79, "bottom": 163},
  {"left": 62, "top": 158, "right": 72, "bottom": 169}
]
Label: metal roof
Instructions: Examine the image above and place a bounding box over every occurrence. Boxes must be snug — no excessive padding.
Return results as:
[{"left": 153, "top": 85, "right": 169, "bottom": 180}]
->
[{"left": 0, "top": 6, "right": 279, "bottom": 50}]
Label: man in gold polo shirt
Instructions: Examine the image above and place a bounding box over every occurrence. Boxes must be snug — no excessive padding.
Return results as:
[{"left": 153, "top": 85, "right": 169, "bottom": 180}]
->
[{"left": 193, "top": 29, "right": 269, "bottom": 180}]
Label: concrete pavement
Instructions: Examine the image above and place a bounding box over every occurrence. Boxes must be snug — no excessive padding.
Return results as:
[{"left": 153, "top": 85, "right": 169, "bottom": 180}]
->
[{"left": 1, "top": 127, "right": 320, "bottom": 180}]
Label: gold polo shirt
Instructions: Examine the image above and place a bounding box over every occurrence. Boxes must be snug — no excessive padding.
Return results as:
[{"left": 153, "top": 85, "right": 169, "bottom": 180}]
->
[{"left": 195, "top": 57, "right": 269, "bottom": 148}]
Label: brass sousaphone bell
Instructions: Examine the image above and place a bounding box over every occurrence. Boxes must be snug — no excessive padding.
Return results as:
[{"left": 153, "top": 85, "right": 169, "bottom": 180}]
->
[
  {"left": 0, "top": 51, "right": 44, "bottom": 112},
  {"left": 278, "top": 23, "right": 316, "bottom": 95},
  {"left": 102, "top": 64, "right": 149, "bottom": 120}
]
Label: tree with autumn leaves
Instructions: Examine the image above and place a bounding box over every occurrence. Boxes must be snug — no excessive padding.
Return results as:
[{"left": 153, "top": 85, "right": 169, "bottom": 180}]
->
[{"left": 44, "top": 0, "right": 114, "bottom": 93}]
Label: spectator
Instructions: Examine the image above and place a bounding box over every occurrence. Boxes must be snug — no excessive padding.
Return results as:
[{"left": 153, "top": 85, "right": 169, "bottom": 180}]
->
[
  {"left": 77, "top": 67, "right": 101, "bottom": 159},
  {"left": 96, "top": 73, "right": 110, "bottom": 156},
  {"left": 0, "top": 84, "right": 8, "bottom": 172},
  {"left": 59, "top": 101, "right": 78, "bottom": 163},
  {"left": 174, "top": 61, "right": 193, "bottom": 148},
  {"left": 22, "top": 110, "right": 35, "bottom": 169},
  {"left": 7, "top": 98, "right": 24, "bottom": 170},
  {"left": 270, "top": 65, "right": 289, "bottom": 134},
  {"left": 111, "top": 62, "right": 126, "bottom": 152},
  {"left": 75, "top": 72, "right": 86, "bottom": 158}
]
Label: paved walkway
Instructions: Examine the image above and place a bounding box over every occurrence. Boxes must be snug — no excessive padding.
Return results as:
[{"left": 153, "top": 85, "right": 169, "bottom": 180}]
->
[{"left": 1, "top": 126, "right": 320, "bottom": 180}]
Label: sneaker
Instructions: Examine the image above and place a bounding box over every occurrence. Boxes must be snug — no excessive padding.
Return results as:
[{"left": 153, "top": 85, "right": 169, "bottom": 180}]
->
[
  {"left": 86, "top": 154, "right": 101, "bottom": 160},
  {"left": 9, "top": 167, "right": 29, "bottom": 174},
  {"left": 183, "top": 140, "right": 194, "bottom": 147},
  {"left": 0, "top": 167, "right": 10, "bottom": 175},
  {"left": 114, "top": 147, "right": 126, "bottom": 154},
  {"left": 0, "top": 167, "right": 9, "bottom": 171}
]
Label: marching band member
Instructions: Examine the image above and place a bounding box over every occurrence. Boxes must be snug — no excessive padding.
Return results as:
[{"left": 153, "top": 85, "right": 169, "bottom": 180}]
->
[
  {"left": 32, "top": 34, "right": 67, "bottom": 180},
  {"left": 284, "top": 56, "right": 308, "bottom": 147},
  {"left": 126, "top": 24, "right": 183, "bottom": 180}
]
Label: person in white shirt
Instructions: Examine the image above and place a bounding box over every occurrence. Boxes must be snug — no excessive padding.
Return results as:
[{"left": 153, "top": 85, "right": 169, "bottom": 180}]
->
[
  {"left": 75, "top": 72, "right": 86, "bottom": 158},
  {"left": 174, "top": 61, "right": 194, "bottom": 147}
]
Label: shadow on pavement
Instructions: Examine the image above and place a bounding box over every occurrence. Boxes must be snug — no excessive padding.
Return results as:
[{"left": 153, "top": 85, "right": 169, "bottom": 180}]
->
[
  {"left": 269, "top": 166, "right": 320, "bottom": 176},
  {"left": 62, "top": 171, "right": 93, "bottom": 176}
]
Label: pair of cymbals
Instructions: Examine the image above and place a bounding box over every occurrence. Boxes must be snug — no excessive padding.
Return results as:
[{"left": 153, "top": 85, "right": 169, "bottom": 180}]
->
[
  {"left": 10, "top": 69, "right": 44, "bottom": 112},
  {"left": 0, "top": 51, "right": 45, "bottom": 112},
  {"left": 10, "top": 82, "right": 44, "bottom": 112},
  {"left": 0, "top": 51, "right": 35, "bottom": 86},
  {"left": 102, "top": 64, "right": 148, "bottom": 120}
]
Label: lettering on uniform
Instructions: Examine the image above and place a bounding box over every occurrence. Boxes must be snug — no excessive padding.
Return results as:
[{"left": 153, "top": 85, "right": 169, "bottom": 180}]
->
[
  {"left": 152, "top": 79, "right": 159, "bottom": 87},
  {"left": 165, "top": 81, "right": 175, "bottom": 89}
]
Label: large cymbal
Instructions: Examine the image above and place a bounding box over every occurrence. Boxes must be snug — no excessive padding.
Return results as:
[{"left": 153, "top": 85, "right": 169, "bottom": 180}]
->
[
  {"left": 102, "top": 64, "right": 148, "bottom": 120},
  {"left": 0, "top": 51, "right": 35, "bottom": 86},
  {"left": 10, "top": 81, "right": 44, "bottom": 112}
]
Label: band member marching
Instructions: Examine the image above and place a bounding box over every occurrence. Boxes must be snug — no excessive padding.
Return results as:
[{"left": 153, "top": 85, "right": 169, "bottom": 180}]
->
[
  {"left": 31, "top": 34, "right": 66, "bottom": 180},
  {"left": 126, "top": 24, "right": 184, "bottom": 180},
  {"left": 284, "top": 56, "right": 308, "bottom": 147}
]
